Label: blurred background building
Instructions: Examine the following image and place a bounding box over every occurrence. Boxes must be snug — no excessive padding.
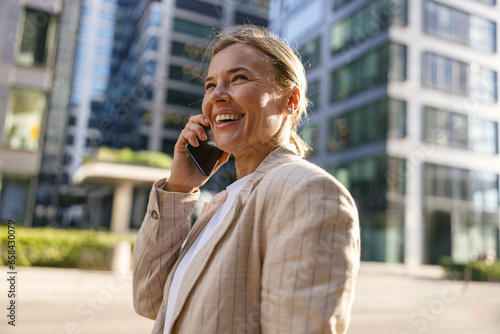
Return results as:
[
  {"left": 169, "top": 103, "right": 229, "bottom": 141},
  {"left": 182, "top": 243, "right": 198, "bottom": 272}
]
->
[
  {"left": 270, "top": 0, "right": 500, "bottom": 266},
  {"left": 1, "top": 0, "right": 498, "bottom": 268},
  {"left": 0, "top": 0, "right": 80, "bottom": 227}
]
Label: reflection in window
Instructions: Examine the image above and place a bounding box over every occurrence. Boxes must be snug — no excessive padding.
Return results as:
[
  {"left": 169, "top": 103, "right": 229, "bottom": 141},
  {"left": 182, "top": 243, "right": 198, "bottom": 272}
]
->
[
  {"left": 0, "top": 174, "right": 31, "bottom": 223},
  {"left": 166, "top": 89, "right": 203, "bottom": 109},
  {"left": 330, "top": 43, "right": 406, "bottom": 102},
  {"left": 423, "top": 52, "right": 497, "bottom": 102},
  {"left": 424, "top": 1, "right": 496, "bottom": 53},
  {"left": 330, "top": 0, "right": 408, "bottom": 54},
  {"left": 282, "top": 0, "right": 323, "bottom": 42},
  {"left": 424, "top": 164, "right": 499, "bottom": 211},
  {"left": 169, "top": 65, "right": 204, "bottom": 86},
  {"left": 329, "top": 98, "right": 406, "bottom": 151},
  {"left": 15, "top": 8, "right": 57, "bottom": 67},
  {"left": 307, "top": 79, "right": 321, "bottom": 112},
  {"left": 171, "top": 41, "right": 205, "bottom": 61},
  {"left": 424, "top": 106, "right": 498, "bottom": 154},
  {"left": 298, "top": 123, "right": 318, "bottom": 156},
  {"left": 300, "top": 38, "right": 321, "bottom": 70},
  {"left": 173, "top": 18, "right": 214, "bottom": 38},
  {"left": 2, "top": 88, "right": 46, "bottom": 151}
]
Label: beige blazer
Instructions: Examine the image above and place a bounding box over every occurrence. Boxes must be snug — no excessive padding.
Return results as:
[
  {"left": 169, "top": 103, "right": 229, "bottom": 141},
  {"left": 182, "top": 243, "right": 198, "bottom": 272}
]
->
[{"left": 133, "top": 145, "right": 360, "bottom": 334}]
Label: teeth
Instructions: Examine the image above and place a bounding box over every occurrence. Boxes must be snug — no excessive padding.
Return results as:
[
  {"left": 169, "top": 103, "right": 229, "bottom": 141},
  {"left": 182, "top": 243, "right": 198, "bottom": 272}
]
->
[{"left": 215, "top": 114, "right": 243, "bottom": 124}]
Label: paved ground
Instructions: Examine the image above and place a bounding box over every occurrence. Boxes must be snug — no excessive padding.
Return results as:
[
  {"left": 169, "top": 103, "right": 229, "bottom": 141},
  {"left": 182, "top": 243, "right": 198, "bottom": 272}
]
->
[{"left": 1, "top": 262, "right": 499, "bottom": 334}]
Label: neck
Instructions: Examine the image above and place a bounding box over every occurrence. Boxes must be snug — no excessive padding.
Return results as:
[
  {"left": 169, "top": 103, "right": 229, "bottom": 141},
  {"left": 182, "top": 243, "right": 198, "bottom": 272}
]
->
[{"left": 234, "top": 143, "right": 275, "bottom": 179}]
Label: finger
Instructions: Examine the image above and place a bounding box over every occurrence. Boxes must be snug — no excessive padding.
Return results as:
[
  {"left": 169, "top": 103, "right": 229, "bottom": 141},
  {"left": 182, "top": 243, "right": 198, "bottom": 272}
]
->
[
  {"left": 180, "top": 128, "right": 199, "bottom": 147},
  {"left": 185, "top": 122, "right": 207, "bottom": 141},
  {"left": 188, "top": 114, "right": 210, "bottom": 127}
]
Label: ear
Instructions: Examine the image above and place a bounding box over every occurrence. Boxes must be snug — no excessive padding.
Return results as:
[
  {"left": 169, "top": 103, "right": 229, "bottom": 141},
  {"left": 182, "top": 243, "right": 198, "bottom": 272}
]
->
[{"left": 285, "top": 87, "right": 300, "bottom": 115}]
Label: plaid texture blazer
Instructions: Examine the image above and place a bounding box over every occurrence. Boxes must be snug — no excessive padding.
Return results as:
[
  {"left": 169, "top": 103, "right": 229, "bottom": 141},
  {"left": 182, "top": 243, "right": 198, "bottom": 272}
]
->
[{"left": 133, "top": 145, "right": 361, "bottom": 334}]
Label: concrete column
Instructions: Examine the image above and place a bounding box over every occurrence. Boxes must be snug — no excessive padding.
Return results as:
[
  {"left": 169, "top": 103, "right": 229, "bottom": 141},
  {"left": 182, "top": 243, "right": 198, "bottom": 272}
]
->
[{"left": 111, "top": 181, "right": 134, "bottom": 233}]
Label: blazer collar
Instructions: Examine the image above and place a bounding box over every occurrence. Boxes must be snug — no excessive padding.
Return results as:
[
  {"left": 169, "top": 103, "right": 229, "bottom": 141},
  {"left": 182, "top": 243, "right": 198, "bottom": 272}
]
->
[{"left": 167, "top": 144, "right": 300, "bottom": 332}]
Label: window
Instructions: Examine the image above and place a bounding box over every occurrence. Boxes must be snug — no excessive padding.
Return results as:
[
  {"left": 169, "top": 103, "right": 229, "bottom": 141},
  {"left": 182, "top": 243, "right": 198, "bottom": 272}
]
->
[
  {"left": 166, "top": 89, "right": 203, "bottom": 109},
  {"left": 330, "top": 0, "right": 408, "bottom": 54},
  {"left": 171, "top": 41, "right": 205, "bottom": 61},
  {"left": 328, "top": 98, "right": 406, "bottom": 151},
  {"left": 0, "top": 174, "right": 31, "bottom": 223},
  {"left": 423, "top": 52, "right": 497, "bottom": 102},
  {"left": 424, "top": 163, "right": 499, "bottom": 210},
  {"left": 330, "top": 43, "right": 406, "bottom": 102},
  {"left": 15, "top": 8, "right": 57, "bottom": 67},
  {"left": 307, "top": 79, "right": 321, "bottom": 112},
  {"left": 424, "top": 106, "right": 498, "bottom": 154},
  {"left": 298, "top": 123, "right": 318, "bottom": 156},
  {"left": 176, "top": 0, "right": 222, "bottom": 19},
  {"left": 234, "top": 12, "right": 267, "bottom": 26},
  {"left": 173, "top": 18, "right": 214, "bottom": 38},
  {"left": 283, "top": 0, "right": 323, "bottom": 42},
  {"left": 424, "top": 1, "right": 496, "bottom": 53},
  {"left": 2, "top": 88, "right": 46, "bottom": 151},
  {"left": 163, "top": 111, "right": 191, "bottom": 130},
  {"left": 300, "top": 38, "right": 321, "bottom": 70},
  {"left": 169, "top": 65, "right": 204, "bottom": 86}
]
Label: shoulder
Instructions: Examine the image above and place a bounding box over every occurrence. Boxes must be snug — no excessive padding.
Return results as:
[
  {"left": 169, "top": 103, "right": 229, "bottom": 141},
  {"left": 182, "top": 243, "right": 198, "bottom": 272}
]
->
[{"left": 262, "top": 158, "right": 349, "bottom": 195}]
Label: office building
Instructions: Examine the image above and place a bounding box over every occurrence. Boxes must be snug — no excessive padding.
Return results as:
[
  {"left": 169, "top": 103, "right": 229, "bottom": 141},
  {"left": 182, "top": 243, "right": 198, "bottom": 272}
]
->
[
  {"left": 67, "top": 0, "right": 269, "bottom": 229},
  {"left": 0, "top": 0, "right": 80, "bottom": 226},
  {"left": 269, "top": 0, "right": 500, "bottom": 266}
]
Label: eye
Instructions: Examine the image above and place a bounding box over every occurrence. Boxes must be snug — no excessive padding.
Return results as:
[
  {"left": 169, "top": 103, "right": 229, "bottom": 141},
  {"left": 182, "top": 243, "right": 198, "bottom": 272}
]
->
[
  {"left": 232, "top": 74, "right": 247, "bottom": 83},
  {"left": 205, "top": 82, "right": 215, "bottom": 91}
]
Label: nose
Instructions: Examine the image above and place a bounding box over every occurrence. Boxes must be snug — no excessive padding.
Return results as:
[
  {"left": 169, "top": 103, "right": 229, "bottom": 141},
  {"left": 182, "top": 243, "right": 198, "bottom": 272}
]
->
[{"left": 209, "top": 82, "right": 229, "bottom": 105}]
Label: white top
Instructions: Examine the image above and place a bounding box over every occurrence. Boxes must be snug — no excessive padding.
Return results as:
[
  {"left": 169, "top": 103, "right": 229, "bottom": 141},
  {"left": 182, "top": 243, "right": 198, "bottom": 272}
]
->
[{"left": 163, "top": 173, "right": 253, "bottom": 333}]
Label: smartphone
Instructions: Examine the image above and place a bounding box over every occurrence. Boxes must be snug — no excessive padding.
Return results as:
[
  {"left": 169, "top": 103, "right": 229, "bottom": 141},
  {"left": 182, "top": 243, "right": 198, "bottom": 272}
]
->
[{"left": 185, "top": 126, "right": 224, "bottom": 177}]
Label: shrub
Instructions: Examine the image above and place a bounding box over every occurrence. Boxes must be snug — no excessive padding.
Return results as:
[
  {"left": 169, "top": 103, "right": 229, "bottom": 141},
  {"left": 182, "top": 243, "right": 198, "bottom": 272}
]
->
[
  {"left": 0, "top": 226, "right": 136, "bottom": 270},
  {"left": 439, "top": 256, "right": 500, "bottom": 282}
]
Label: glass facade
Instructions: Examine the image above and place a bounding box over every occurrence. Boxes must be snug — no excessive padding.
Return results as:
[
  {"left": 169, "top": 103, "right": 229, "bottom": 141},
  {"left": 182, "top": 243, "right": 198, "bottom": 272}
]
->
[
  {"left": 298, "top": 123, "right": 318, "bottom": 156},
  {"left": 330, "top": 156, "right": 406, "bottom": 262},
  {"left": 329, "top": 98, "right": 406, "bottom": 151},
  {"left": 2, "top": 88, "right": 46, "bottom": 152},
  {"left": 424, "top": 0, "right": 497, "bottom": 53},
  {"left": 330, "top": 0, "right": 408, "bottom": 54},
  {"left": 0, "top": 174, "right": 31, "bottom": 223},
  {"left": 424, "top": 106, "right": 498, "bottom": 154},
  {"left": 165, "top": 89, "right": 204, "bottom": 109},
  {"left": 423, "top": 52, "right": 498, "bottom": 102},
  {"left": 171, "top": 40, "right": 205, "bottom": 61},
  {"left": 299, "top": 37, "right": 321, "bottom": 70},
  {"left": 15, "top": 8, "right": 57, "bottom": 67},
  {"left": 424, "top": 163, "right": 499, "bottom": 263},
  {"left": 282, "top": 0, "right": 323, "bottom": 42},
  {"left": 169, "top": 65, "right": 204, "bottom": 86},
  {"left": 330, "top": 43, "right": 407, "bottom": 102},
  {"left": 173, "top": 18, "right": 214, "bottom": 38}
]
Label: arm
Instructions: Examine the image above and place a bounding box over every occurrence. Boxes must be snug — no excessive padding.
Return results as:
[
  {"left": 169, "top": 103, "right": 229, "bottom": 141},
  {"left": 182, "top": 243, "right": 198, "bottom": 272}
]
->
[
  {"left": 132, "top": 178, "right": 199, "bottom": 319},
  {"left": 261, "top": 172, "right": 360, "bottom": 334}
]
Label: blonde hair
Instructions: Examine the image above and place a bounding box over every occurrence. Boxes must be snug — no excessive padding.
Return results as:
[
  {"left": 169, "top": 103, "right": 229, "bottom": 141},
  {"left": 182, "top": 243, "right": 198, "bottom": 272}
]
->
[{"left": 205, "top": 25, "right": 310, "bottom": 158}]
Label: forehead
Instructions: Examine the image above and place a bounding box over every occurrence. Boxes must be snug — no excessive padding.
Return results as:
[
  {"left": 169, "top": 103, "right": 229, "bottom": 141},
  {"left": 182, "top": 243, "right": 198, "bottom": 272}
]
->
[{"left": 208, "top": 43, "right": 271, "bottom": 74}]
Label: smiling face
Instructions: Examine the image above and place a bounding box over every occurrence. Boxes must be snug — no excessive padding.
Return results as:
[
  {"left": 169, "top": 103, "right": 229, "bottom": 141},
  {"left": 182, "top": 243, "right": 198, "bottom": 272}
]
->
[{"left": 202, "top": 43, "right": 291, "bottom": 161}]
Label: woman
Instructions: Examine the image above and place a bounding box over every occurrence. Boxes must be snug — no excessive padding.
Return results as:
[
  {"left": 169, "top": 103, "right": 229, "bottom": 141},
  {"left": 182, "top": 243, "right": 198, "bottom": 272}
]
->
[{"left": 133, "top": 25, "right": 360, "bottom": 334}]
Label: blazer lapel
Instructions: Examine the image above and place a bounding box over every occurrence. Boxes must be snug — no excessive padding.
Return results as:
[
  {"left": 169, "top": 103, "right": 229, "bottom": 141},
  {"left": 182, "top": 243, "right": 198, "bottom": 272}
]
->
[{"left": 167, "top": 144, "right": 301, "bottom": 331}]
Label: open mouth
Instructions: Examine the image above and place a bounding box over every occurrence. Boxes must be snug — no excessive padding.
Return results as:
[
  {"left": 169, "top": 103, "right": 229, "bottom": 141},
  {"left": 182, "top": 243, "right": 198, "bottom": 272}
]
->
[{"left": 215, "top": 114, "right": 244, "bottom": 124}]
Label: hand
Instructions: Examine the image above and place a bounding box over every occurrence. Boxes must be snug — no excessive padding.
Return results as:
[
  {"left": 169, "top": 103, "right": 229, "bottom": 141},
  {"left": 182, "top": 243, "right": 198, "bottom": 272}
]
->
[{"left": 164, "top": 114, "right": 230, "bottom": 193}]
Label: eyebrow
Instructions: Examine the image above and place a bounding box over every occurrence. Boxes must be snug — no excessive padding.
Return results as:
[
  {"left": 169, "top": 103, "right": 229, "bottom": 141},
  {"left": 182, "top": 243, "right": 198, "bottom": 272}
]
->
[{"left": 204, "top": 67, "right": 250, "bottom": 84}]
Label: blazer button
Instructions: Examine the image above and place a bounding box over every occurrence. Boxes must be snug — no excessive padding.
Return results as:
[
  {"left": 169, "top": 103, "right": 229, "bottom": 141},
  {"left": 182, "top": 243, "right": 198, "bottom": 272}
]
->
[{"left": 151, "top": 210, "right": 159, "bottom": 220}]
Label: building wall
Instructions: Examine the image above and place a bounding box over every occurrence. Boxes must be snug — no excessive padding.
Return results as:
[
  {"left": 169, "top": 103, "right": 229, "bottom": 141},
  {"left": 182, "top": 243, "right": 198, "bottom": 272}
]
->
[
  {"left": 0, "top": 0, "right": 63, "bottom": 225},
  {"left": 270, "top": 0, "right": 500, "bottom": 266}
]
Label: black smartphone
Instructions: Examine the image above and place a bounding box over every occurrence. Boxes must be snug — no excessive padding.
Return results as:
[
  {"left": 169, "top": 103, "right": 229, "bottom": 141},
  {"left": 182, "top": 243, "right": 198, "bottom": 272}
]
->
[{"left": 185, "top": 126, "right": 224, "bottom": 177}]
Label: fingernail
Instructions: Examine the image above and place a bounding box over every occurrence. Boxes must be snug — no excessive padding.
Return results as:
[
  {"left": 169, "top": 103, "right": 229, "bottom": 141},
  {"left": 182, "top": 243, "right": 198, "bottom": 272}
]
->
[
  {"left": 201, "top": 132, "right": 206, "bottom": 140},
  {"left": 203, "top": 117, "right": 208, "bottom": 123}
]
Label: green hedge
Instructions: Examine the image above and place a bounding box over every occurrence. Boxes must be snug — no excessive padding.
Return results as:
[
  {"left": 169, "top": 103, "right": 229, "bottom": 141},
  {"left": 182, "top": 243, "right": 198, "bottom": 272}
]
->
[
  {"left": 439, "top": 256, "right": 500, "bottom": 282},
  {"left": 0, "top": 226, "right": 136, "bottom": 270}
]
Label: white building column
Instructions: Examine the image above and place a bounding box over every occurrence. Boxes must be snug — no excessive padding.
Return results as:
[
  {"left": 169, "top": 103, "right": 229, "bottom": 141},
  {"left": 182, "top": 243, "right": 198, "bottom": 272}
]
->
[{"left": 111, "top": 181, "right": 134, "bottom": 233}]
